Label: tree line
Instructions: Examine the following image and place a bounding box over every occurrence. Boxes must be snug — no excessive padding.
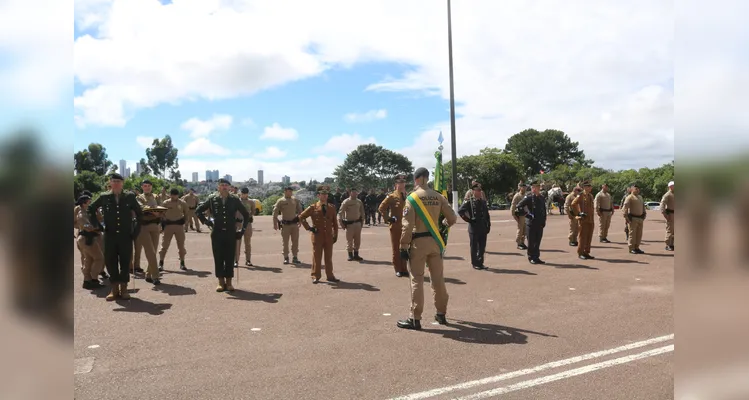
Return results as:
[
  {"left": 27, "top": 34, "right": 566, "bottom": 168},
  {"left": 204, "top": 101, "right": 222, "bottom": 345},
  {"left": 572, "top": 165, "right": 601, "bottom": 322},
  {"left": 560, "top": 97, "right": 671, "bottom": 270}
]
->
[{"left": 73, "top": 128, "right": 674, "bottom": 204}]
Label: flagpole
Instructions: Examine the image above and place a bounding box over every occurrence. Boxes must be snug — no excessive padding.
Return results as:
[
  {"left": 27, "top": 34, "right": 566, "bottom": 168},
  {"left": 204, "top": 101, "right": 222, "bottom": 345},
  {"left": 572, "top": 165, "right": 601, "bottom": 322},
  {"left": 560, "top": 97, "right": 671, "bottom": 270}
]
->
[{"left": 447, "top": 0, "right": 459, "bottom": 213}]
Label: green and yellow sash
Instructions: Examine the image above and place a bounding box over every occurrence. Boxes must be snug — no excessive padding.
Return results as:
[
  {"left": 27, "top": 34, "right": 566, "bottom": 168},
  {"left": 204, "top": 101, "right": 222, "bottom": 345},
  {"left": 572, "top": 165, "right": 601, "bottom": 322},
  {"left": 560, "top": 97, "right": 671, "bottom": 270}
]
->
[{"left": 406, "top": 193, "right": 446, "bottom": 254}]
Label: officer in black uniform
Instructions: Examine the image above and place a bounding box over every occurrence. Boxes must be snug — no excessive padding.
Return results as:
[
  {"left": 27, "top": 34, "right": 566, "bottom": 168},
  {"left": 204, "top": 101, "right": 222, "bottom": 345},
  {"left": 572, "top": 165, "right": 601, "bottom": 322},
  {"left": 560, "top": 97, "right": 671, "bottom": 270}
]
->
[
  {"left": 516, "top": 180, "right": 547, "bottom": 265},
  {"left": 458, "top": 182, "right": 491, "bottom": 269},
  {"left": 87, "top": 173, "right": 143, "bottom": 301},
  {"left": 195, "top": 178, "right": 251, "bottom": 292}
]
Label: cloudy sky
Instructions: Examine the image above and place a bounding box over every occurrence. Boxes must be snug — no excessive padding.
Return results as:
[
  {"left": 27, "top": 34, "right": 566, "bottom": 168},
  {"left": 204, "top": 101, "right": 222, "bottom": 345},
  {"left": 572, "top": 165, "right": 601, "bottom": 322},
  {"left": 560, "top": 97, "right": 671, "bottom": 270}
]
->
[{"left": 36, "top": 0, "right": 681, "bottom": 181}]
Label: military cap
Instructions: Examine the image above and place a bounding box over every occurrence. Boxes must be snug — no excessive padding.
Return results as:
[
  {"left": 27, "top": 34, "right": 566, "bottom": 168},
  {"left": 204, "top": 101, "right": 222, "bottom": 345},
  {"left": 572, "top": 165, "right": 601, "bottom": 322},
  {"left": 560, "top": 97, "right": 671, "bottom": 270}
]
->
[
  {"left": 394, "top": 174, "right": 407, "bottom": 183},
  {"left": 529, "top": 180, "right": 541, "bottom": 186},
  {"left": 142, "top": 179, "right": 153, "bottom": 185},
  {"left": 317, "top": 184, "right": 331, "bottom": 194},
  {"left": 668, "top": 181, "right": 674, "bottom": 187},
  {"left": 241, "top": 187, "right": 249, "bottom": 194},
  {"left": 414, "top": 167, "right": 429, "bottom": 179},
  {"left": 189, "top": 188, "right": 195, "bottom": 192},
  {"left": 170, "top": 188, "right": 179, "bottom": 195},
  {"left": 518, "top": 182, "right": 527, "bottom": 188},
  {"left": 581, "top": 180, "right": 592, "bottom": 187},
  {"left": 471, "top": 182, "right": 481, "bottom": 189},
  {"left": 630, "top": 182, "right": 640, "bottom": 188},
  {"left": 109, "top": 172, "right": 124, "bottom": 181},
  {"left": 76, "top": 195, "right": 91, "bottom": 205},
  {"left": 349, "top": 187, "right": 359, "bottom": 192},
  {"left": 217, "top": 178, "right": 230, "bottom": 184},
  {"left": 283, "top": 186, "right": 293, "bottom": 191},
  {"left": 81, "top": 190, "right": 92, "bottom": 196}
]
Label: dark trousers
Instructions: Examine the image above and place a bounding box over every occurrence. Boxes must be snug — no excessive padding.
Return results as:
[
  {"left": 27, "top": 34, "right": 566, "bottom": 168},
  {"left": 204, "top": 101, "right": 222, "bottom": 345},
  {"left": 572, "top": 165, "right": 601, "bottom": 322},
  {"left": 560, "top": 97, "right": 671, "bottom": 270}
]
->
[
  {"left": 468, "top": 224, "right": 488, "bottom": 266},
  {"left": 210, "top": 230, "right": 237, "bottom": 278},
  {"left": 526, "top": 223, "right": 544, "bottom": 260},
  {"left": 104, "top": 234, "right": 133, "bottom": 283},
  {"left": 365, "top": 208, "right": 376, "bottom": 224}
]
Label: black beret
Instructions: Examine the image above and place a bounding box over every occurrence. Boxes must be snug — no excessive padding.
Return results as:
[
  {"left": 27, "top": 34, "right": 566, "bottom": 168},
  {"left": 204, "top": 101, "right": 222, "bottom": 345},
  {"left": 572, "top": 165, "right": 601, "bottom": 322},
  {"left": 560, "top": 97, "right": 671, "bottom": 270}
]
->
[
  {"left": 414, "top": 167, "right": 429, "bottom": 179},
  {"left": 283, "top": 186, "right": 293, "bottom": 191},
  {"left": 241, "top": 187, "right": 249, "bottom": 194},
  {"left": 189, "top": 188, "right": 195, "bottom": 191},
  {"left": 349, "top": 187, "right": 359, "bottom": 191},
  {"left": 81, "top": 190, "right": 92, "bottom": 196},
  {"left": 529, "top": 180, "right": 541, "bottom": 186},
  {"left": 471, "top": 183, "right": 481, "bottom": 189},
  {"left": 630, "top": 182, "right": 640, "bottom": 188},
  {"left": 109, "top": 173, "right": 124, "bottom": 181},
  {"left": 76, "top": 195, "right": 91, "bottom": 205},
  {"left": 218, "top": 178, "right": 230, "bottom": 184},
  {"left": 517, "top": 182, "right": 527, "bottom": 188},
  {"left": 170, "top": 188, "right": 179, "bottom": 195}
]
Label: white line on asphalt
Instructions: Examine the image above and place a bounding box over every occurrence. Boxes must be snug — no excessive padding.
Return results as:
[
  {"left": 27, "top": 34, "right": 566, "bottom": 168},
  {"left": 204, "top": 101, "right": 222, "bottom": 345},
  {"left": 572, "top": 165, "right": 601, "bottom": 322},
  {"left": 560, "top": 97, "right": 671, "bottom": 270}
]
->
[
  {"left": 388, "top": 334, "right": 673, "bottom": 400},
  {"left": 453, "top": 345, "right": 674, "bottom": 400}
]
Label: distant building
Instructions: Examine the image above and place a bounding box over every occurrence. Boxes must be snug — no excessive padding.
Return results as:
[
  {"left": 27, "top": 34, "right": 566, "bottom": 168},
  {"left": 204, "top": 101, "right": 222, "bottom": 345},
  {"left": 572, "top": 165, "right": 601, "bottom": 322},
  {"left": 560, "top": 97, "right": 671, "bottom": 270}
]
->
[
  {"left": 136, "top": 163, "right": 142, "bottom": 175},
  {"left": 224, "top": 174, "right": 232, "bottom": 183},
  {"left": 119, "top": 159, "right": 128, "bottom": 179},
  {"left": 258, "top": 170, "right": 264, "bottom": 185},
  {"left": 192, "top": 172, "right": 198, "bottom": 182},
  {"left": 282, "top": 175, "right": 291, "bottom": 185},
  {"left": 248, "top": 178, "right": 257, "bottom": 185},
  {"left": 125, "top": 167, "right": 131, "bottom": 178}
]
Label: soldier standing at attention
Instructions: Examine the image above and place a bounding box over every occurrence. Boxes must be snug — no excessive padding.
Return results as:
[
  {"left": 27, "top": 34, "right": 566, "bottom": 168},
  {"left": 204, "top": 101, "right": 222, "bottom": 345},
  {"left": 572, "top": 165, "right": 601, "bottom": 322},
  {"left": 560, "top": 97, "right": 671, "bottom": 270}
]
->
[
  {"left": 338, "top": 187, "right": 365, "bottom": 261},
  {"left": 378, "top": 175, "right": 410, "bottom": 277},
  {"left": 365, "top": 189, "right": 379, "bottom": 226},
  {"left": 88, "top": 173, "right": 143, "bottom": 300},
  {"left": 195, "top": 178, "right": 250, "bottom": 292},
  {"left": 511, "top": 182, "right": 528, "bottom": 250},
  {"left": 299, "top": 185, "right": 340, "bottom": 284},
  {"left": 235, "top": 187, "right": 255, "bottom": 266},
  {"left": 620, "top": 187, "right": 632, "bottom": 240},
  {"left": 516, "top": 181, "right": 548, "bottom": 265},
  {"left": 572, "top": 180, "right": 596, "bottom": 259},
  {"left": 135, "top": 180, "right": 162, "bottom": 278},
  {"left": 459, "top": 183, "right": 491, "bottom": 270},
  {"left": 332, "top": 187, "right": 343, "bottom": 210},
  {"left": 158, "top": 188, "right": 189, "bottom": 275},
  {"left": 182, "top": 188, "right": 201, "bottom": 232},
  {"left": 594, "top": 183, "right": 614, "bottom": 243},
  {"left": 464, "top": 180, "right": 486, "bottom": 202},
  {"left": 397, "top": 168, "right": 457, "bottom": 330},
  {"left": 660, "top": 181, "right": 675, "bottom": 251},
  {"left": 272, "top": 187, "right": 303, "bottom": 264},
  {"left": 75, "top": 195, "right": 105, "bottom": 289},
  {"left": 565, "top": 187, "right": 581, "bottom": 246},
  {"left": 376, "top": 188, "right": 387, "bottom": 224},
  {"left": 622, "top": 183, "right": 647, "bottom": 254}
]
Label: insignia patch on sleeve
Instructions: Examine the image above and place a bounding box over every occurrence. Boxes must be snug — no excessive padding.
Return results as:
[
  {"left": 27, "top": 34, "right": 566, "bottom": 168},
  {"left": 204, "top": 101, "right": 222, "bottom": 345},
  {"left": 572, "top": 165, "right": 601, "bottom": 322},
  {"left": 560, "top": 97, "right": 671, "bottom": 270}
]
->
[{"left": 403, "top": 206, "right": 409, "bottom": 216}]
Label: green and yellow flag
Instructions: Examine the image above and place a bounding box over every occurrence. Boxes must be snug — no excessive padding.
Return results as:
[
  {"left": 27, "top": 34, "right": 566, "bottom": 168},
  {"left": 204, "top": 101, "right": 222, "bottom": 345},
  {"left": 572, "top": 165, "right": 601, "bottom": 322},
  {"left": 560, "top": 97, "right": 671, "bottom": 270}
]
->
[{"left": 434, "top": 132, "right": 450, "bottom": 246}]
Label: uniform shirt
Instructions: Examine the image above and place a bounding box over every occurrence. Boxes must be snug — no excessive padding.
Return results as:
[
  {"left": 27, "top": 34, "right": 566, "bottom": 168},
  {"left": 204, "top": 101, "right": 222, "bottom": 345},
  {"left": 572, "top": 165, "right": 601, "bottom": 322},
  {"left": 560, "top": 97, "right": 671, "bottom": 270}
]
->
[
  {"left": 516, "top": 193, "right": 547, "bottom": 227},
  {"left": 458, "top": 197, "right": 490, "bottom": 226},
  {"left": 76, "top": 208, "right": 96, "bottom": 231},
  {"left": 378, "top": 191, "right": 407, "bottom": 226},
  {"left": 400, "top": 185, "right": 457, "bottom": 249},
  {"left": 511, "top": 191, "right": 526, "bottom": 216},
  {"left": 88, "top": 191, "right": 143, "bottom": 235},
  {"left": 365, "top": 193, "right": 379, "bottom": 208},
  {"left": 272, "top": 196, "right": 303, "bottom": 221},
  {"left": 622, "top": 194, "right": 646, "bottom": 218},
  {"left": 376, "top": 193, "right": 387, "bottom": 208},
  {"left": 565, "top": 193, "right": 578, "bottom": 215},
  {"left": 195, "top": 193, "right": 250, "bottom": 231},
  {"left": 236, "top": 198, "right": 255, "bottom": 225},
  {"left": 571, "top": 191, "right": 595, "bottom": 224},
  {"left": 338, "top": 197, "right": 364, "bottom": 222},
  {"left": 182, "top": 193, "right": 199, "bottom": 209},
  {"left": 660, "top": 190, "right": 674, "bottom": 214},
  {"left": 162, "top": 197, "right": 189, "bottom": 221},
  {"left": 594, "top": 191, "right": 613, "bottom": 211},
  {"left": 464, "top": 189, "right": 486, "bottom": 201},
  {"left": 299, "top": 201, "right": 338, "bottom": 239}
]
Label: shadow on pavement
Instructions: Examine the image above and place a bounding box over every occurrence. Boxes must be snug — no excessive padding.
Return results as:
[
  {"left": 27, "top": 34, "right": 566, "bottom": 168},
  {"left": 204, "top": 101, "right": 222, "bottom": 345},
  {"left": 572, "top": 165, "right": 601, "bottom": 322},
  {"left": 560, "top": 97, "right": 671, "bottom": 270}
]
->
[
  {"left": 358, "top": 259, "right": 392, "bottom": 266},
  {"left": 421, "top": 319, "right": 557, "bottom": 345},
  {"left": 443, "top": 256, "right": 465, "bottom": 260},
  {"left": 152, "top": 282, "right": 197, "bottom": 296},
  {"left": 486, "top": 268, "right": 537, "bottom": 275},
  {"left": 288, "top": 262, "right": 311, "bottom": 269},
  {"left": 542, "top": 249, "right": 567, "bottom": 253},
  {"left": 485, "top": 251, "right": 523, "bottom": 256},
  {"left": 330, "top": 281, "right": 380, "bottom": 292},
  {"left": 546, "top": 263, "right": 599, "bottom": 270},
  {"left": 243, "top": 265, "right": 283, "bottom": 274},
  {"left": 596, "top": 258, "right": 648, "bottom": 265},
  {"left": 226, "top": 290, "right": 283, "bottom": 303},
  {"left": 425, "top": 276, "right": 467, "bottom": 285},
  {"left": 166, "top": 269, "right": 212, "bottom": 278},
  {"left": 113, "top": 298, "right": 173, "bottom": 315},
  {"left": 645, "top": 253, "right": 674, "bottom": 258}
]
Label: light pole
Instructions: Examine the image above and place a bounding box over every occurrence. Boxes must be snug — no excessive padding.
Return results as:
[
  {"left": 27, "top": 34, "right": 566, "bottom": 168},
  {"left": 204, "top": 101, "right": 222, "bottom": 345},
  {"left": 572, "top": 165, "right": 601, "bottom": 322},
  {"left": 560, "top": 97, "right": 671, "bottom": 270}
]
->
[{"left": 447, "top": 0, "right": 459, "bottom": 212}]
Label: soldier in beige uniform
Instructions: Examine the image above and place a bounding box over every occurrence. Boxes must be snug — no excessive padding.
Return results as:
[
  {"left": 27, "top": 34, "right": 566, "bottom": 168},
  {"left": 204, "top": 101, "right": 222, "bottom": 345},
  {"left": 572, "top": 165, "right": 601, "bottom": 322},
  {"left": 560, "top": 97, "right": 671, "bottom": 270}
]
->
[
  {"left": 182, "top": 188, "right": 201, "bottom": 232},
  {"left": 622, "top": 183, "right": 647, "bottom": 254},
  {"left": 660, "top": 181, "right": 675, "bottom": 251},
  {"left": 463, "top": 180, "right": 486, "bottom": 202},
  {"left": 511, "top": 182, "right": 527, "bottom": 250},
  {"left": 565, "top": 187, "right": 581, "bottom": 246},
  {"left": 397, "top": 167, "right": 458, "bottom": 330},
  {"left": 158, "top": 188, "right": 189, "bottom": 275},
  {"left": 273, "top": 186, "right": 303, "bottom": 264},
  {"left": 135, "top": 180, "right": 162, "bottom": 279},
  {"left": 75, "top": 195, "right": 105, "bottom": 289},
  {"left": 235, "top": 187, "right": 255, "bottom": 266},
  {"left": 594, "top": 183, "right": 614, "bottom": 243},
  {"left": 338, "top": 187, "right": 365, "bottom": 261}
]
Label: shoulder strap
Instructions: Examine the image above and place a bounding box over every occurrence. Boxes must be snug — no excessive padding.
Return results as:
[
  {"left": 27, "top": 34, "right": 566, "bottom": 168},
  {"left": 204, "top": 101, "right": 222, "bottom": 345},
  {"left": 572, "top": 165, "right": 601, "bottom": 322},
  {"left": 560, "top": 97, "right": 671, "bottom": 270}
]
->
[{"left": 406, "top": 192, "right": 446, "bottom": 253}]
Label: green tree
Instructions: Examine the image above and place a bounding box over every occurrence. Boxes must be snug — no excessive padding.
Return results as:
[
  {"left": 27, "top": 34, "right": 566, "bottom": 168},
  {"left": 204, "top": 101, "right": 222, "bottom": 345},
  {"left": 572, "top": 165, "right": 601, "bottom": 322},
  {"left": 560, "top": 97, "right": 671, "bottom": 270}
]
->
[
  {"left": 137, "top": 158, "right": 151, "bottom": 175},
  {"left": 504, "top": 129, "right": 590, "bottom": 176},
  {"left": 261, "top": 195, "right": 281, "bottom": 215},
  {"left": 73, "top": 143, "right": 113, "bottom": 175},
  {"left": 145, "top": 135, "right": 179, "bottom": 180},
  {"left": 124, "top": 174, "right": 185, "bottom": 195},
  {"left": 73, "top": 171, "right": 105, "bottom": 199},
  {"left": 443, "top": 148, "right": 523, "bottom": 203},
  {"left": 333, "top": 144, "right": 413, "bottom": 189}
]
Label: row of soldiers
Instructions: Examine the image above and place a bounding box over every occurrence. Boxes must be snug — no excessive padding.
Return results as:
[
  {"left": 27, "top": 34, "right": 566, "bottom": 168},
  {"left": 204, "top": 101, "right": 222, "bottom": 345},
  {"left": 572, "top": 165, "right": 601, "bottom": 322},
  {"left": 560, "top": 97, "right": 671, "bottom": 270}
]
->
[{"left": 330, "top": 187, "right": 388, "bottom": 225}]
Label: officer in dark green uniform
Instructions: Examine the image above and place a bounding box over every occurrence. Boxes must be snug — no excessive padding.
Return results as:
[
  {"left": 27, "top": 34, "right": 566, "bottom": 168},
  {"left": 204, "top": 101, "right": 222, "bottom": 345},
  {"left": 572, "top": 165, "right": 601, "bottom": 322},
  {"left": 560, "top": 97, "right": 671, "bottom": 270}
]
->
[
  {"left": 195, "top": 178, "right": 250, "bottom": 292},
  {"left": 88, "top": 173, "right": 143, "bottom": 301}
]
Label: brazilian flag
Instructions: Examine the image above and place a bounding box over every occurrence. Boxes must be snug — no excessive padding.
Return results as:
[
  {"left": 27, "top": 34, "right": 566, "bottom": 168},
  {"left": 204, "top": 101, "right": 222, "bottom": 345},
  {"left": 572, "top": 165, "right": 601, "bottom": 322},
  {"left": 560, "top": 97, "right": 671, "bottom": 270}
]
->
[{"left": 433, "top": 142, "right": 450, "bottom": 246}]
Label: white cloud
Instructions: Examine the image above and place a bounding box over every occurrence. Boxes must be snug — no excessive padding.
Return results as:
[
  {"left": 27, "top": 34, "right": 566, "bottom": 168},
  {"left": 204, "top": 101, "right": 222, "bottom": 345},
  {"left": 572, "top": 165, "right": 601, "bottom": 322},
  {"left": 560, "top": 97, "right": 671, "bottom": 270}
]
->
[
  {"left": 182, "top": 138, "right": 231, "bottom": 156},
  {"left": 72, "top": 0, "right": 686, "bottom": 168},
  {"left": 313, "top": 133, "right": 377, "bottom": 154},
  {"left": 136, "top": 136, "right": 154, "bottom": 148},
  {"left": 241, "top": 118, "right": 257, "bottom": 128},
  {"left": 180, "top": 114, "right": 233, "bottom": 138},
  {"left": 260, "top": 123, "right": 299, "bottom": 141},
  {"left": 256, "top": 146, "right": 288, "bottom": 159},
  {"left": 344, "top": 109, "right": 387, "bottom": 123}
]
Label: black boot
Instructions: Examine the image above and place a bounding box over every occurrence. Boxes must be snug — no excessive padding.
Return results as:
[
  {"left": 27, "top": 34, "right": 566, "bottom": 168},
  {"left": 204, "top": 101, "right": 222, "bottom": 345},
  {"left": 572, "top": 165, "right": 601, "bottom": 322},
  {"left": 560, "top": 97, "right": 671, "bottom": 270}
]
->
[
  {"left": 397, "top": 318, "right": 421, "bottom": 330},
  {"left": 347, "top": 252, "right": 354, "bottom": 261},
  {"left": 180, "top": 260, "right": 186, "bottom": 270},
  {"left": 353, "top": 251, "right": 363, "bottom": 261},
  {"left": 435, "top": 313, "right": 448, "bottom": 325},
  {"left": 158, "top": 259, "right": 164, "bottom": 271}
]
